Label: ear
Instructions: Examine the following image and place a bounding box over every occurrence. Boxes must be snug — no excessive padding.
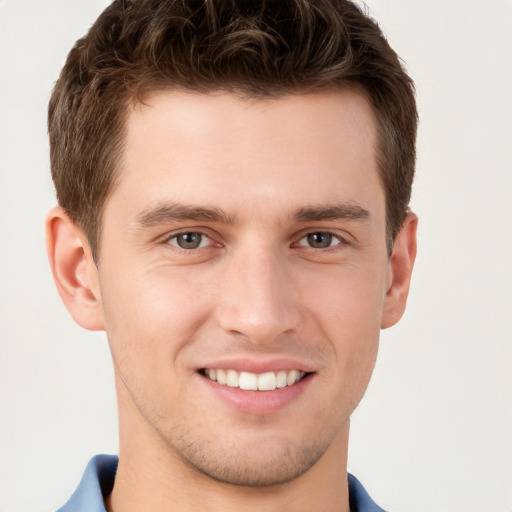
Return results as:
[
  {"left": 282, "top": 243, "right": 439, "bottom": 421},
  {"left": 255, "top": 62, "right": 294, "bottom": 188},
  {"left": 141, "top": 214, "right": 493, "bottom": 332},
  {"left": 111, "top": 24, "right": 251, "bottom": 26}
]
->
[
  {"left": 380, "top": 212, "right": 418, "bottom": 329},
  {"left": 46, "top": 206, "right": 105, "bottom": 331}
]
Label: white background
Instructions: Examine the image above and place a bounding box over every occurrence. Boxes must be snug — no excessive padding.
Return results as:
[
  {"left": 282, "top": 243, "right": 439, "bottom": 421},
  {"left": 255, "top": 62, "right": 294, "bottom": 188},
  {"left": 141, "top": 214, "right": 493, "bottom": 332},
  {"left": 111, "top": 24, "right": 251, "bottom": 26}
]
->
[{"left": 0, "top": 1, "right": 511, "bottom": 511}]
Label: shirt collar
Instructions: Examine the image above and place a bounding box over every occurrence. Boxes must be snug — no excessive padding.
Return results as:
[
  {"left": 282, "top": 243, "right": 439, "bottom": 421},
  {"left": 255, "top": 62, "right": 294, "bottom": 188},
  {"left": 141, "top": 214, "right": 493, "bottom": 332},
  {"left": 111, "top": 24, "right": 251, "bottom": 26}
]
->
[
  {"left": 57, "top": 454, "right": 386, "bottom": 512},
  {"left": 57, "top": 454, "right": 116, "bottom": 512}
]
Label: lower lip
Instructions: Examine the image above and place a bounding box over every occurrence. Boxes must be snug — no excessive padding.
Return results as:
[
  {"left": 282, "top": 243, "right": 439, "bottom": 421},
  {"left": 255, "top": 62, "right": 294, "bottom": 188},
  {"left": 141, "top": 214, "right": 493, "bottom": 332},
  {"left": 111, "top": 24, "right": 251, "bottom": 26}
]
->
[{"left": 199, "top": 373, "right": 313, "bottom": 415}]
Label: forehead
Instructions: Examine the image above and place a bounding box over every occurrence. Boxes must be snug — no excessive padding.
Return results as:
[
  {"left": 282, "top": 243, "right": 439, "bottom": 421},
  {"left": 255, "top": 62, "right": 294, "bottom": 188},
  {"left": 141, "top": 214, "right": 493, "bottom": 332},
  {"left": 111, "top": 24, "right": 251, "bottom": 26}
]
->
[
  {"left": 108, "top": 89, "right": 382, "bottom": 225},
  {"left": 127, "top": 88, "right": 376, "bottom": 163}
]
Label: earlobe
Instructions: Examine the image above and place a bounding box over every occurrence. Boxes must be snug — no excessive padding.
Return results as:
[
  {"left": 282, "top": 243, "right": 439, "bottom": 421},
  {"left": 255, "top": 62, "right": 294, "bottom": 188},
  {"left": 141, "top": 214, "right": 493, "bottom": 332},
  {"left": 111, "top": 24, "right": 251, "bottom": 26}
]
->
[
  {"left": 46, "top": 206, "right": 105, "bottom": 331},
  {"left": 380, "top": 212, "right": 418, "bottom": 329}
]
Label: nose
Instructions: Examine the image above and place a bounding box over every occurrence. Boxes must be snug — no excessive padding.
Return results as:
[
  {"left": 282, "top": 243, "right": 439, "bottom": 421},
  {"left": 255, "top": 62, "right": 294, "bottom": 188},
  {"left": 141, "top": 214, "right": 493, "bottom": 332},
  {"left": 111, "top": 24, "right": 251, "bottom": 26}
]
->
[{"left": 216, "top": 247, "right": 301, "bottom": 344}]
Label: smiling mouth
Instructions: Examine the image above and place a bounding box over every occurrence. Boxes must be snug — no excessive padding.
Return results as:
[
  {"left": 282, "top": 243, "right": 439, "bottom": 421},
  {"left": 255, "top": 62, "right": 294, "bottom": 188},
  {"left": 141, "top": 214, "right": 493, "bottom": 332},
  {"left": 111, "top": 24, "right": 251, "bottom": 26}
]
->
[{"left": 200, "top": 368, "right": 310, "bottom": 391}]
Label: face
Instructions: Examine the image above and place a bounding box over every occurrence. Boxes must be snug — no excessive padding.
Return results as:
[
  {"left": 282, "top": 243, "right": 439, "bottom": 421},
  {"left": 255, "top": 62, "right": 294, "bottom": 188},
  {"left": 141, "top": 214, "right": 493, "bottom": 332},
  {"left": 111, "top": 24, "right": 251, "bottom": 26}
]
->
[{"left": 95, "top": 89, "right": 393, "bottom": 485}]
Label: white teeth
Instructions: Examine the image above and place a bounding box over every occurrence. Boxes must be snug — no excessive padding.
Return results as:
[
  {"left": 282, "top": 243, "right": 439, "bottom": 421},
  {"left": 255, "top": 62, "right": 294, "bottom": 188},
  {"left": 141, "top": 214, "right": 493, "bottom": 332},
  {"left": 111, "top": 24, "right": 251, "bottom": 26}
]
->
[
  {"left": 258, "top": 371, "right": 276, "bottom": 391},
  {"left": 226, "top": 369, "right": 239, "bottom": 387},
  {"left": 204, "top": 368, "right": 306, "bottom": 391},
  {"left": 239, "top": 371, "right": 258, "bottom": 390},
  {"left": 216, "top": 369, "right": 227, "bottom": 385},
  {"left": 276, "top": 370, "right": 287, "bottom": 388},
  {"left": 287, "top": 369, "right": 300, "bottom": 386}
]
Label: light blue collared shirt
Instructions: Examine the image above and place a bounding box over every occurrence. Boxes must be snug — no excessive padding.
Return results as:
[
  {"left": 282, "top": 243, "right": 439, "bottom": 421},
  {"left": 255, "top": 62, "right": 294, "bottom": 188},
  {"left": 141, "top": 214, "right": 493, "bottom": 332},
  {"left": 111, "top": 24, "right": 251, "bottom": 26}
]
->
[{"left": 57, "top": 454, "right": 387, "bottom": 512}]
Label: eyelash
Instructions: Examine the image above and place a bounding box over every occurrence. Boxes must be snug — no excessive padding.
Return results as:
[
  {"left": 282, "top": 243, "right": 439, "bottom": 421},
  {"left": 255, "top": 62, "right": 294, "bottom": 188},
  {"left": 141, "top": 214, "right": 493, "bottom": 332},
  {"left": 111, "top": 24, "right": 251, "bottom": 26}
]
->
[
  {"left": 165, "top": 231, "right": 216, "bottom": 251},
  {"left": 294, "top": 231, "right": 348, "bottom": 250}
]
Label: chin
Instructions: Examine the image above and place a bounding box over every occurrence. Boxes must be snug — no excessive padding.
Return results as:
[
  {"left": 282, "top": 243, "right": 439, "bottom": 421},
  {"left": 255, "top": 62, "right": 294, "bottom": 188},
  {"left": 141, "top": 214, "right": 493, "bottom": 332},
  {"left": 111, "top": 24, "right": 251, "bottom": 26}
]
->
[{"left": 170, "top": 433, "right": 329, "bottom": 487}]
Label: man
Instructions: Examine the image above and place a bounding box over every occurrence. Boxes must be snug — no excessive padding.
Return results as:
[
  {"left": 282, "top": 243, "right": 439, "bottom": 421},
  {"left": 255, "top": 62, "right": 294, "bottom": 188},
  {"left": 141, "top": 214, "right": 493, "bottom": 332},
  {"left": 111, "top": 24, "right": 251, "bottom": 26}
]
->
[{"left": 46, "top": 1, "right": 417, "bottom": 510}]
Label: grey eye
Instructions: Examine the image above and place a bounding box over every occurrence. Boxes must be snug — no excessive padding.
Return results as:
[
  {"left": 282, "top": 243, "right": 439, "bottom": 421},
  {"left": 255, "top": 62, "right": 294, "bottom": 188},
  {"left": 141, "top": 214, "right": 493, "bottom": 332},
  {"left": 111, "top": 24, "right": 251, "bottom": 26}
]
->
[
  {"left": 306, "top": 232, "right": 334, "bottom": 248},
  {"left": 172, "top": 232, "right": 206, "bottom": 249}
]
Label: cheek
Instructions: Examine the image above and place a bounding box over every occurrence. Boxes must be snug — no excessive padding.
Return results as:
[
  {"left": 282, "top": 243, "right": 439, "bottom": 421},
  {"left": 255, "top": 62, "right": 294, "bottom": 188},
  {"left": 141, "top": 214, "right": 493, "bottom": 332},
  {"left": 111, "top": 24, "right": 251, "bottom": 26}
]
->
[
  {"left": 99, "top": 265, "right": 213, "bottom": 375},
  {"left": 322, "top": 292, "right": 380, "bottom": 383},
  {"left": 303, "top": 265, "right": 384, "bottom": 385},
  {"left": 304, "top": 262, "right": 386, "bottom": 337}
]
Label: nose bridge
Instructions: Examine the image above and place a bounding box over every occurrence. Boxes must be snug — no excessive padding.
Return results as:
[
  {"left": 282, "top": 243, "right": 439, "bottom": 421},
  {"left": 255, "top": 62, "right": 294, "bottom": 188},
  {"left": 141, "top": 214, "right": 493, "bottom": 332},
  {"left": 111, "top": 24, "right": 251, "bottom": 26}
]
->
[{"left": 217, "top": 243, "right": 300, "bottom": 343}]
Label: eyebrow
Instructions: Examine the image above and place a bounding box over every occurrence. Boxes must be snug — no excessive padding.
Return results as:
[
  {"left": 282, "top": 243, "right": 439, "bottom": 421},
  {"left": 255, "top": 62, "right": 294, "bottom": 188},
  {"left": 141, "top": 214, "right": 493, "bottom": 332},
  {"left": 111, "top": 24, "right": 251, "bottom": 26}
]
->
[
  {"left": 294, "top": 203, "right": 370, "bottom": 223},
  {"left": 136, "top": 202, "right": 236, "bottom": 227},
  {"left": 135, "top": 201, "right": 370, "bottom": 228}
]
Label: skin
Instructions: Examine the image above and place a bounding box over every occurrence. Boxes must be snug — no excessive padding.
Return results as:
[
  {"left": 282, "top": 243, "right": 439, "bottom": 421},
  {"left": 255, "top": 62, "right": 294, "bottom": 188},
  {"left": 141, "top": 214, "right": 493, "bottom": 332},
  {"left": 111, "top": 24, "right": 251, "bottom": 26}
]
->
[{"left": 47, "top": 89, "right": 417, "bottom": 512}]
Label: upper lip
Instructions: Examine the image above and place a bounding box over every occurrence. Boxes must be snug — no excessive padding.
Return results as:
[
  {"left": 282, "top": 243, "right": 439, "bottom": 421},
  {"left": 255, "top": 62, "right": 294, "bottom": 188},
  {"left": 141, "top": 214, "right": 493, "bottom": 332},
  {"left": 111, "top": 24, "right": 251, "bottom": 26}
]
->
[{"left": 197, "top": 357, "right": 316, "bottom": 374}]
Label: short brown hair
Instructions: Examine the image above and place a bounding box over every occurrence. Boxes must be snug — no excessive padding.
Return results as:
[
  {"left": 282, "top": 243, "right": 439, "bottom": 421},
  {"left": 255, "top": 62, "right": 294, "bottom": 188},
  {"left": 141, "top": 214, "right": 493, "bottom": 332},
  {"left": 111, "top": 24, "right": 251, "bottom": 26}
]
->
[{"left": 49, "top": 0, "right": 417, "bottom": 260}]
